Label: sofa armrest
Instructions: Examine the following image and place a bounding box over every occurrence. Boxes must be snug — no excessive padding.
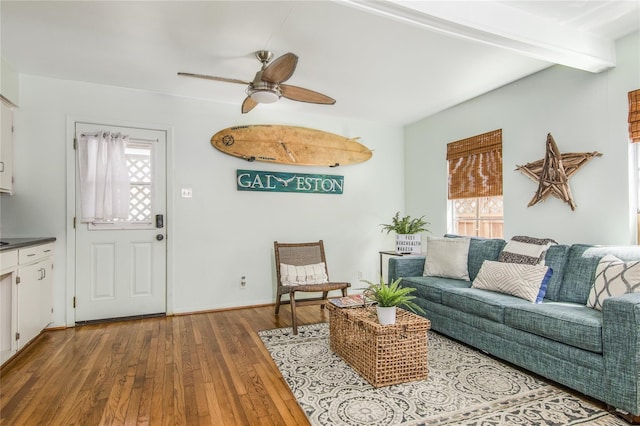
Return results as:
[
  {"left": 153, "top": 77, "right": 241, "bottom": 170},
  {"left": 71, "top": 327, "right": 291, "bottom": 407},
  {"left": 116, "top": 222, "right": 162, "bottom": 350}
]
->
[
  {"left": 388, "top": 255, "right": 426, "bottom": 283},
  {"left": 602, "top": 293, "right": 640, "bottom": 416}
]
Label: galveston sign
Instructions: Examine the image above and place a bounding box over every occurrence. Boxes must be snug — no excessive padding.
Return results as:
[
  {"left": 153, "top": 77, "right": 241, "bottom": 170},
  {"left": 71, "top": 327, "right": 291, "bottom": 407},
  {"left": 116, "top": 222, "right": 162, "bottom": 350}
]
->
[{"left": 237, "top": 169, "right": 344, "bottom": 194}]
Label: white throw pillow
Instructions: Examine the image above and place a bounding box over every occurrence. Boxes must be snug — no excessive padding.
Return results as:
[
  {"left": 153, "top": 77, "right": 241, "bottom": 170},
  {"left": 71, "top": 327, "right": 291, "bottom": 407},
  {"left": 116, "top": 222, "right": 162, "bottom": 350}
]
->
[
  {"left": 423, "top": 236, "right": 470, "bottom": 281},
  {"left": 280, "top": 262, "right": 328, "bottom": 286},
  {"left": 472, "top": 260, "right": 552, "bottom": 303},
  {"left": 587, "top": 255, "right": 640, "bottom": 310}
]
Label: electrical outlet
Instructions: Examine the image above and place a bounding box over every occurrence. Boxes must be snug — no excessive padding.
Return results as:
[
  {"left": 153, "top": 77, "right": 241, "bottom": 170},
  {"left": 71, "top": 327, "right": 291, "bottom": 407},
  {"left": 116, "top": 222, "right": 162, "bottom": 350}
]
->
[
  {"left": 358, "top": 271, "right": 364, "bottom": 280},
  {"left": 241, "top": 276, "right": 246, "bottom": 288}
]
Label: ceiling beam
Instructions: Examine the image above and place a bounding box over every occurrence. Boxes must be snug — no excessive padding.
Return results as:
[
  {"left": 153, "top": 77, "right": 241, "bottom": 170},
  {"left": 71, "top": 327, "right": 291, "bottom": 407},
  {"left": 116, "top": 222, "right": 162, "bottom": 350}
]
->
[{"left": 340, "top": 0, "right": 616, "bottom": 73}]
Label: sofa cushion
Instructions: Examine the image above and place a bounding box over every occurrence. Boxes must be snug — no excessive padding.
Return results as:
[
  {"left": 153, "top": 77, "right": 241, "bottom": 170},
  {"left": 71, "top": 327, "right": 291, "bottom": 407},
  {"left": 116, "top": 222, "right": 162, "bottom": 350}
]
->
[
  {"left": 472, "top": 260, "right": 552, "bottom": 303},
  {"left": 445, "top": 234, "right": 506, "bottom": 280},
  {"left": 442, "top": 287, "right": 530, "bottom": 323},
  {"left": 540, "top": 244, "right": 570, "bottom": 301},
  {"left": 559, "top": 244, "right": 640, "bottom": 304},
  {"left": 401, "top": 276, "right": 471, "bottom": 304},
  {"left": 424, "top": 236, "right": 470, "bottom": 280},
  {"left": 504, "top": 302, "right": 603, "bottom": 353},
  {"left": 587, "top": 255, "right": 640, "bottom": 310},
  {"left": 499, "top": 236, "right": 557, "bottom": 265}
]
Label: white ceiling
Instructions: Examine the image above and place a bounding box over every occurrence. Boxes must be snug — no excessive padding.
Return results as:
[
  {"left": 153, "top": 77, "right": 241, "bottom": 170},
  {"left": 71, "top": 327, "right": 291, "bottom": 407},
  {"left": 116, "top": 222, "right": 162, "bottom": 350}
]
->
[{"left": 1, "top": 1, "right": 638, "bottom": 126}]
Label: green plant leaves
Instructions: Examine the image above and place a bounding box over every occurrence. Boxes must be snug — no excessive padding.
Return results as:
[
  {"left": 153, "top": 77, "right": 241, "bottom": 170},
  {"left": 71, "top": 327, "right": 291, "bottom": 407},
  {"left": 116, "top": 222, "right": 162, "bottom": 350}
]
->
[
  {"left": 380, "top": 211, "right": 430, "bottom": 234},
  {"left": 361, "top": 276, "right": 425, "bottom": 314}
]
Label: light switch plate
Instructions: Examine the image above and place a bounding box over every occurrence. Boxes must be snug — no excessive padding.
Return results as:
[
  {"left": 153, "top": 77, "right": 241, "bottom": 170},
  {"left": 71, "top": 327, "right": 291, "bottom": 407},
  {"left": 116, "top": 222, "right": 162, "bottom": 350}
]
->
[{"left": 181, "top": 187, "right": 193, "bottom": 198}]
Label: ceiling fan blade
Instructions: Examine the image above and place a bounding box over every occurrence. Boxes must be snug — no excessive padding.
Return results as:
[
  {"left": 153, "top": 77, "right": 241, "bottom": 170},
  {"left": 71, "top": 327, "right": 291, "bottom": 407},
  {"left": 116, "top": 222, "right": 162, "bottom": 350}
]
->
[
  {"left": 177, "top": 72, "right": 250, "bottom": 85},
  {"left": 280, "top": 84, "right": 336, "bottom": 105},
  {"left": 241, "top": 96, "right": 258, "bottom": 114},
  {"left": 261, "top": 53, "right": 298, "bottom": 84}
]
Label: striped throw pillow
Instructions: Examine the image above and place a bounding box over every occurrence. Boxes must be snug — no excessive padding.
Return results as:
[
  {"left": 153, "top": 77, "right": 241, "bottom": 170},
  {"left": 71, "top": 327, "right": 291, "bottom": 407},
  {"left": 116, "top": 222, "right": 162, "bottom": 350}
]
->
[{"left": 499, "top": 235, "right": 557, "bottom": 265}]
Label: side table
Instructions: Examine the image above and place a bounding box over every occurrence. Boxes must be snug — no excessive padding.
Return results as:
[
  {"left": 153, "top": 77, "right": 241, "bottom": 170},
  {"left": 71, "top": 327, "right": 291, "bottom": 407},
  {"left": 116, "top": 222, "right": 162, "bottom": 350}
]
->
[{"left": 379, "top": 251, "right": 402, "bottom": 280}]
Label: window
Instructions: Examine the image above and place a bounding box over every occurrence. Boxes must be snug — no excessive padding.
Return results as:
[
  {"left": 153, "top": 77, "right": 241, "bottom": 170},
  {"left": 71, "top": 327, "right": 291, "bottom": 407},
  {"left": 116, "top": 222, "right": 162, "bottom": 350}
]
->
[
  {"left": 631, "top": 89, "right": 640, "bottom": 242},
  {"left": 447, "top": 129, "right": 503, "bottom": 238},
  {"left": 450, "top": 196, "right": 503, "bottom": 238},
  {"left": 629, "top": 89, "right": 640, "bottom": 144}
]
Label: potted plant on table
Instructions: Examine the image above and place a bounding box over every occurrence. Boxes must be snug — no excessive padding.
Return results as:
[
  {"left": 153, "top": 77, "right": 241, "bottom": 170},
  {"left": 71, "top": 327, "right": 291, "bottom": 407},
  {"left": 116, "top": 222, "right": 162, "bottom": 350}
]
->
[
  {"left": 362, "top": 276, "right": 425, "bottom": 325},
  {"left": 380, "top": 212, "right": 430, "bottom": 254}
]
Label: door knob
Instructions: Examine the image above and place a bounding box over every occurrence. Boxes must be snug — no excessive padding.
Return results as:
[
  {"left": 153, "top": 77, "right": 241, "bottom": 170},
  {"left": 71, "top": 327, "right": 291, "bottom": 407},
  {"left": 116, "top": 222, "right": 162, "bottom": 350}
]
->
[{"left": 156, "top": 234, "right": 164, "bottom": 241}]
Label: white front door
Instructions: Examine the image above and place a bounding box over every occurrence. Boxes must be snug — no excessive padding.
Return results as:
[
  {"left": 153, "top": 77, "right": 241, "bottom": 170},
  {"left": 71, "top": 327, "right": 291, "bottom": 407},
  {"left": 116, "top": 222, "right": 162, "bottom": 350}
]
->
[{"left": 75, "top": 122, "right": 167, "bottom": 322}]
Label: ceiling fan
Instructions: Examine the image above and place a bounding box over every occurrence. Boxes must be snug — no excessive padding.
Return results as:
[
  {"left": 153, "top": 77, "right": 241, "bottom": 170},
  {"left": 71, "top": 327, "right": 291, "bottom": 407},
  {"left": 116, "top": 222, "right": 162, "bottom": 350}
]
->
[{"left": 178, "top": 50, "right": 336, "bottom": 114}]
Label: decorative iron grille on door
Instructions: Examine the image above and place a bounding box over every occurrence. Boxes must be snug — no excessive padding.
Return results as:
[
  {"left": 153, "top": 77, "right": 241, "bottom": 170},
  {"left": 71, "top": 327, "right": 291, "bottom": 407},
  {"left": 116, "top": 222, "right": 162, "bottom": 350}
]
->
[{"left": 126, "top": 142, "right": 153, "bottom": 223}]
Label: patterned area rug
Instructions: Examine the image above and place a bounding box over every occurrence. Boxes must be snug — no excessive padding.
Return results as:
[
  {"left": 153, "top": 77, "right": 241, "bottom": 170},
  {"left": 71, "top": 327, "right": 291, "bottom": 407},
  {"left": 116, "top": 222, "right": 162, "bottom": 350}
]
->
[{"left": 258, "top": 323, "right": 626, "bottom": 426}]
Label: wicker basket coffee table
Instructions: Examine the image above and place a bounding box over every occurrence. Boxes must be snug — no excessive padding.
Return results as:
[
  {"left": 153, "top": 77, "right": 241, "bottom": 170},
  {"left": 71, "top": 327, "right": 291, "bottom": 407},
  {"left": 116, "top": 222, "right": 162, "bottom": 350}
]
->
[{"left": 326, "top": 303, "right": 431, "bottom": 388}]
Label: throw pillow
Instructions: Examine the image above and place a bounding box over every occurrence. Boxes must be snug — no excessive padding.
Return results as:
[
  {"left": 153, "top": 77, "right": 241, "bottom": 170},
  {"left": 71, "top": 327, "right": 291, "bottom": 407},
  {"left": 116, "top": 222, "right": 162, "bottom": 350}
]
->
[
  {"left": 586, "top": 255, "right": 640, "bottom": 311},
  {"left": 499, "top": 235, "right": 557, "bottom": 265},
  {"left": 280, "top": 262, "right": 328, "bottom": 286},
  {"left": 423, "top": 236, "right": 470, "bottom": 281},
  {"left": 472, "top": 260, "right": 553, "bottom": 303}
]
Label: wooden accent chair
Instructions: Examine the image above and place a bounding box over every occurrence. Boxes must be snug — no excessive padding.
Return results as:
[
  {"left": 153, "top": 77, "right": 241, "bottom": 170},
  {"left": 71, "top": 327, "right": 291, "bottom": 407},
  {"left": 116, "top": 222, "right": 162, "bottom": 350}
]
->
[{"left": 274, "top": 240, "right": 350, "bottom": 334}]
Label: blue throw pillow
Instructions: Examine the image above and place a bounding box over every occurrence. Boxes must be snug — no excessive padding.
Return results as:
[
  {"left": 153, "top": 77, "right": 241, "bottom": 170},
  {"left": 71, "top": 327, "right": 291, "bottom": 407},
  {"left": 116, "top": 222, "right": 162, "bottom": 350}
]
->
[{"left": 536, "top": 267, "right": 554, "bottom": 303}]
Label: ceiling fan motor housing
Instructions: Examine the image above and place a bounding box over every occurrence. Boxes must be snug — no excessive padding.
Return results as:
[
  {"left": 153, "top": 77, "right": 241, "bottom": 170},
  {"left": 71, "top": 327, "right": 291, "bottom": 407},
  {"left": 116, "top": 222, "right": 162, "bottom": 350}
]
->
[{"left": 248, "top": 81, "right": 281, "bottom": 103}]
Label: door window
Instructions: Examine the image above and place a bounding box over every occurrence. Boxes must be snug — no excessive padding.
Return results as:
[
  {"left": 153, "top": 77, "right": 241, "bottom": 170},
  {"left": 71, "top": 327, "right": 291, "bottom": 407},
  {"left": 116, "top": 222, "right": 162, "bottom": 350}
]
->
[{"left": 89, "top": 140, "right": 155, "bottom": 230}]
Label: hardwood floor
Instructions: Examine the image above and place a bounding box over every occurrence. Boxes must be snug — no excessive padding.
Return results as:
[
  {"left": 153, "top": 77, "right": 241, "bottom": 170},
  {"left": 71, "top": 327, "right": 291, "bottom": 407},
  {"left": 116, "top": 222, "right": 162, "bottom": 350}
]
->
[{"left": 0, "top": 305, "right": 328, "bottom": 425}]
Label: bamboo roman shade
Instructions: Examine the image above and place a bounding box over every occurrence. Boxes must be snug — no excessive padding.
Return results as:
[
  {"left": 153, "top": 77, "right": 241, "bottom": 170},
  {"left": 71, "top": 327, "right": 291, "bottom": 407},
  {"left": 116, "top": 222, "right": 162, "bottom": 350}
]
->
[
  {"left": 447, "top": 129, "right": 503, "bottom": 199},
  {"left": 629, "top": 89, "right": 640, "bottom": 143}
]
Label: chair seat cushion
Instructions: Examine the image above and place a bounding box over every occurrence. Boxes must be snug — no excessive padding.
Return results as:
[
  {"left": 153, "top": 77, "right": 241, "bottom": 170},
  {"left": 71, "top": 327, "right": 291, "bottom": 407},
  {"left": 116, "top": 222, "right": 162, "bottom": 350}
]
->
[{"left": 281, "top": 282, "right": 350, "bottom": 292}]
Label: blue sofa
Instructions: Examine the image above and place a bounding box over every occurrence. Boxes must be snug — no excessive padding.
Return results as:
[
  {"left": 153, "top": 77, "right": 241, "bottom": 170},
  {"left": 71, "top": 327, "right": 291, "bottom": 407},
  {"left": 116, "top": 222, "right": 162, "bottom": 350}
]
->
[{"left": 388, "top": 236, "right": 640, "bottom": 420}]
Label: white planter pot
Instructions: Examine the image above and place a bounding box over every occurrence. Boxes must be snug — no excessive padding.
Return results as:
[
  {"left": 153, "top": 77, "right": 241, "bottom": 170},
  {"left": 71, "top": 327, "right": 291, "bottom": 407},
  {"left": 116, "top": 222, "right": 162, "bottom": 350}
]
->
[
  {"left": 396, "top": 234, "right": 421, "bottom": 254},
  {"left": 376, "top": 306, "right": 396, "bottom": 325}
]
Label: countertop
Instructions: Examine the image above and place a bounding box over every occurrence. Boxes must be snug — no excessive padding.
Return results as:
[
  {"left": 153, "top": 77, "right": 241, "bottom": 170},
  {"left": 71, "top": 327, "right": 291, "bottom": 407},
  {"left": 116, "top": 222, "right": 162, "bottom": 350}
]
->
[{"left": 0, "top": 237, "right": 57, "bottom": 252}]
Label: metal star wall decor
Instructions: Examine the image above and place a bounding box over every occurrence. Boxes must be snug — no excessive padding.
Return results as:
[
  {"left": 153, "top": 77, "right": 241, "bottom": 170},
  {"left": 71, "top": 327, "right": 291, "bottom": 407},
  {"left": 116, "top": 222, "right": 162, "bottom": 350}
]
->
[{"left": 516, "top": 133, "right": 602, "bottom": 211}]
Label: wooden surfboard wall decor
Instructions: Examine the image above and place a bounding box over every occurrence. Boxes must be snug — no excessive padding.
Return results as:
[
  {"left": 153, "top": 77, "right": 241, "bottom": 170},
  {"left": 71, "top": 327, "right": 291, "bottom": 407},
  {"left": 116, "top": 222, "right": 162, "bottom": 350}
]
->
[{"left": 211, "top": 125, "right": 372, "bottom": 167}]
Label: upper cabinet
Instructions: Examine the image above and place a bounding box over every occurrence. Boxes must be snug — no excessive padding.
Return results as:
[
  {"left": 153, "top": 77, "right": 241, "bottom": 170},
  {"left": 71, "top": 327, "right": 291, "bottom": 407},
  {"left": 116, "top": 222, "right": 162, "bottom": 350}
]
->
[
  {"left": 1, "top": 57, "right": 19, "bottom": 107},
  {"left": 0, "top": 58, "right": 18, "bottom": 194},
  {"left": 0, "top": 101, "right": 13, "bottom": 194}
]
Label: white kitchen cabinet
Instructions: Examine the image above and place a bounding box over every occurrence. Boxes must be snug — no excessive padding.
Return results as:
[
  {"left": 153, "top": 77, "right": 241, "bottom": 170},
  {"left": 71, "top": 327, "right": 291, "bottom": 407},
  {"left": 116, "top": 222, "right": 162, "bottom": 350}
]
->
[
  {"left": 0, "top": 241, "right": 54, "bottom": 364},
  {"left": 0, "top": 100, "right": 14, "bottom": 194},
  {"left": 16, "top": 243, "right": 54, "bottom": 349},
  {"left": 16, "top": 261, "right": 45, "bottom": 348},
  {"left": 0, "top": 250, "right": 18, "bottom": 364}
]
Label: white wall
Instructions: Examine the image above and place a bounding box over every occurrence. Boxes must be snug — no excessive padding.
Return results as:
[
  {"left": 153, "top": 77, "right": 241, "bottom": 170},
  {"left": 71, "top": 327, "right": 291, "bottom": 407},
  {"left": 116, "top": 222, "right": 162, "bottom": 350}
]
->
[
  {"left": 405, "top": 32, "right": 640, "bottom": 246},
  {"left": 0, "top": 75, "right": 404, "bottom": 326}
]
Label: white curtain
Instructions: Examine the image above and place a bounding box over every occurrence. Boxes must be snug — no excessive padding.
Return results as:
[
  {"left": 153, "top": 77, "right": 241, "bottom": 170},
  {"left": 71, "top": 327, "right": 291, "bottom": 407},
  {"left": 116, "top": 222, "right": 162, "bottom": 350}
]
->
[{"left": 77, "top": 132, "right": 130, "bottom": 222}]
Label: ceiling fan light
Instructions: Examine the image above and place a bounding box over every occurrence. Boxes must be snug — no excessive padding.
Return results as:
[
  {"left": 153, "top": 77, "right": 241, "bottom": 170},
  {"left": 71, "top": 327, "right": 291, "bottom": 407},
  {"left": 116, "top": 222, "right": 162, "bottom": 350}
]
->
[{"left": 250, "top": 90, "right": 280, "bottom": 104}]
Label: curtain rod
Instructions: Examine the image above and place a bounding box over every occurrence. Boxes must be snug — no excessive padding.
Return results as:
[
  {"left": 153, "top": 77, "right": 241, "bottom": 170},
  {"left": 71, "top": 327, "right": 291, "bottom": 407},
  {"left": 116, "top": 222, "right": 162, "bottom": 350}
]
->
[{"left": 79, "top": 132, "right": 158, "bottom": 143}]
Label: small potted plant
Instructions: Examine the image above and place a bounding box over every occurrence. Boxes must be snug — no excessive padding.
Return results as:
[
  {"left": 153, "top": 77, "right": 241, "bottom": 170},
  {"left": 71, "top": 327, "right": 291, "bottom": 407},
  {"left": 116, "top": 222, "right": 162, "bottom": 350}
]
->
[
  {"left": 362, "top": 276, "right": 425, "bottom": 325},
  {"left": 380, "top": 212, "right": 430, "bottom": 254}
]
